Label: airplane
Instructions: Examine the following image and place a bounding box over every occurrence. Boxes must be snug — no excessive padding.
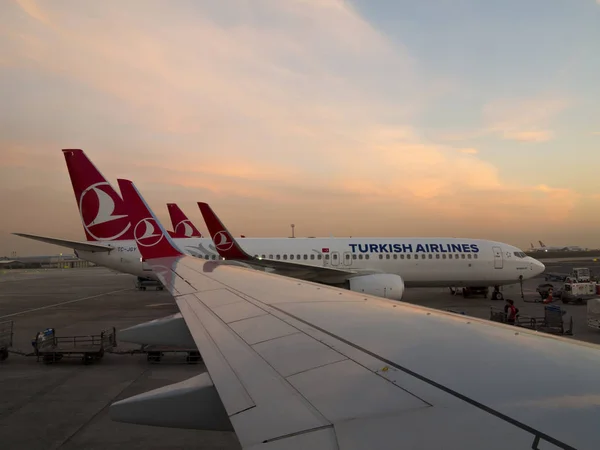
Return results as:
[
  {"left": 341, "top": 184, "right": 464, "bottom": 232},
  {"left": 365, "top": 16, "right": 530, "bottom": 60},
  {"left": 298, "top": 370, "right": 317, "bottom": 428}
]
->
[
  {"left": 530, "top": 241, "right": 586, "bottom": 252},
  {"left": 13, "top": 149, "right": 545, "bottom": 301},
  {"left": 167, "top": 203, "right": 203, "bottom": 238},
  {"left": 111, "top": 178, "right": 600, "bottom": 450}
]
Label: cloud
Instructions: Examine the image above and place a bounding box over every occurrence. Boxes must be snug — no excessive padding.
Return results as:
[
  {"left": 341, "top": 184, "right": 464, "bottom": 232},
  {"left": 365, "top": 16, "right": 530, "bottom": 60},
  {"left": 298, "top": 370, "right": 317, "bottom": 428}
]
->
[
  {"left": 0, "top": 0, "right": 591, "bottom": 255},
  {"left": 501, "top": 130, "right": 554, "bottom": 142},
  {"left": 482, "top": 96, "right": 570, "bottom": 143}
]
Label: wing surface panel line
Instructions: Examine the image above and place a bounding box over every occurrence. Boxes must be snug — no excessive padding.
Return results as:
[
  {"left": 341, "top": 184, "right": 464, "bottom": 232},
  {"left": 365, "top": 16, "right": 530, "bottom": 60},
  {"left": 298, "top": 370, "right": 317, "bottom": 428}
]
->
[
  {"left": 264, "top": 303, "right": 576, "bottom": 450},
  {"left": 180, "top": 271, "right": 577, "bottom": 449}
]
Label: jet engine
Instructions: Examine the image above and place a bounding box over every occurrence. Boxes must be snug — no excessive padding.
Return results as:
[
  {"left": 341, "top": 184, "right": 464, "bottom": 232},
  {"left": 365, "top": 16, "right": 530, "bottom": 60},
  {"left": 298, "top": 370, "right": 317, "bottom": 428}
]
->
[{"left": 347, "top": 274, "right": 405, "bottom": 300}]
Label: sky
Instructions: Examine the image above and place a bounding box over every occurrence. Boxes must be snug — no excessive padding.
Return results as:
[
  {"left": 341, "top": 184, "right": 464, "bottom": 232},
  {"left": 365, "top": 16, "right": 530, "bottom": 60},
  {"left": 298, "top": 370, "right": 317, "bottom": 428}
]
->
[{"left": 1, "top": 0, "right": 599, "bottom": 256}]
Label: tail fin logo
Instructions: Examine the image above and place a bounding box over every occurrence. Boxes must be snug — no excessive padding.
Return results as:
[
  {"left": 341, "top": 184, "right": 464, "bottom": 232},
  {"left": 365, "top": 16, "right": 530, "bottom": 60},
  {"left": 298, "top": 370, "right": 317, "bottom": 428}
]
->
[
  {"left": 175, "top": 220, "right": 195, "bottom": 237},
  {"left": 80, "top": 182, "right": 131, "bottom": 240},
  {"left": 134, "top": 218, "right": 163, "bottom": 247},
  {"left": 214, "top": 231, "right": 234, "bottom": 252}
]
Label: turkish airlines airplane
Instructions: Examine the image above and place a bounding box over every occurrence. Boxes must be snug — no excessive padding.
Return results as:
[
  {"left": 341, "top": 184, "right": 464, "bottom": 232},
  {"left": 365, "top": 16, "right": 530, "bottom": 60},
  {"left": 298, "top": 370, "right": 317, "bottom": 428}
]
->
[
  {"left": 111, "top": 178, "right": 600, "bottom": 449},
  {"left": 14, "top": 149, "right": 545, "bottom": 300},
  {"left": 167, "top": 203, "right": 203, "bottom": 238}
]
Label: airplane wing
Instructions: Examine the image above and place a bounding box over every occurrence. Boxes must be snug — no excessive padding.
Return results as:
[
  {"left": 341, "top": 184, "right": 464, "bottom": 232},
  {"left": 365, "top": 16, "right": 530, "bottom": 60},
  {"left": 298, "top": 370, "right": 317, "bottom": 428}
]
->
[
  {"left": 197, "top": 202, "right": 377, "bottom": 283},
  {"left": 12, "top": 233, "right": 113, "bottom": 253},
  {"left": 111, "top": 178, "right": 599, "bottom": 450}
]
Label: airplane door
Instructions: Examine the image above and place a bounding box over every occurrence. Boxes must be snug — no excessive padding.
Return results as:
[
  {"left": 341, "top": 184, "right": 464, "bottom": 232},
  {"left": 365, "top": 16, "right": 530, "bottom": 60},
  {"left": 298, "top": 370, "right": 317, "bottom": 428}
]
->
[
  {"left": 343, "top": 251, "right": 353, "bottom": 267},
  {"left": 492, "top": 246, "right": 503, "bottom": 269},
  {"left": 331, "top": 251, "right": 340, "bottom": 267}
]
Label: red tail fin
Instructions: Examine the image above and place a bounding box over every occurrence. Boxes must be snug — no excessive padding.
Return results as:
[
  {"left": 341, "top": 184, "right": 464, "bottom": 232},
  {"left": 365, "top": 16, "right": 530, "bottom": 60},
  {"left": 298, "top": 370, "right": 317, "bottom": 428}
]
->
[
  {"left": 118, "top": 179, "right": 183, "bottom": 260},
  {"left": 197, "top": 202, "right": 250, "bottom": 260},
  {"left": 63, "top": 149, "right": 134, "bottom": 242},
  {"left": 167, "top": 204, "right": 202, "bottom": 238}
]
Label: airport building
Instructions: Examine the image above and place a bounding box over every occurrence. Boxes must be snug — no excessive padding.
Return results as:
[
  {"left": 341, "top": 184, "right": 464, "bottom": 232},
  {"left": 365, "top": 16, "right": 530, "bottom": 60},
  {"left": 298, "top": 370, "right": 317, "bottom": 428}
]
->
[{"left": 0, "top": 254, "right": 95, "bottom": 269}]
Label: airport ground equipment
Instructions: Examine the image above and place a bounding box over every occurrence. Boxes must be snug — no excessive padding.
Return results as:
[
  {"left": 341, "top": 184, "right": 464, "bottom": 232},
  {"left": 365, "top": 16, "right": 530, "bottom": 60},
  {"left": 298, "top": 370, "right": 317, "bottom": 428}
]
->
[
  {"left": 135, "top": 277, "right": 164, "bottom": 291},
  {"left": 448, "top": 286, "right": 489, "bottom": 298},
  {"left": 109, "top": 344, "right": 202, "bottom": 364},
  {"left": 587, "top": 298, "right": 600, "bottom": 331},
  {"left": 490, "top": 305, "right": 573, "bottom": 335},
  {"left": 0, "top": 320, "right": 14, "bottom": 361},
  {"left": 545, "top": 272, "right": 568, "bottom": 282},
  {"left": 32, "top": 327, "right": 116, "bottom": 364}
]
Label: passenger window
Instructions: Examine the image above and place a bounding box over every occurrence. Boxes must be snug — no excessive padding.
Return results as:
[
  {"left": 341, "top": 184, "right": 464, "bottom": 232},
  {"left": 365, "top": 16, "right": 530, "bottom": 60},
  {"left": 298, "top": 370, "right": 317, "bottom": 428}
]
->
[
  {"left": 283, "top": 254, "right": 288, "bottom": 260},
  {"left": 379, "top": 254, "right": 383, "bottom": 260},
  {"left": 290, "top": 254, "right": 295, "bottom": 260},
  {"left": 455, "top": 254, "right": 459, "bottom": 259},
  {"left": 400, "top": 255, "right": 404, "bottom": 259},
  {"left": 297, "top": 254, "right": 301, "bottom": 260},
  {"left": 393, "top": 254, "right": 398, "bottom": 259},
  {"left": 428, "top": 254, "right": 432, "bottom": 259},
  {"left": 436, "top": 254, "right": 440, "bottom": 259},
  {"left": 359, "top": 255, "right": 363, "bottom": 260},
  {"left": 407, "top": 255, "right": 411, "bottom": 260},
  {"left": 310, "top": 254, "right": 315, "bottom": 260},
  {"left": 448, "top": 255, "right": 453, "bottom": 259},
  {"left": 303, "top": 255, "right": 308, "bottom": 260},
  {"left": 261, "top": 254, "right": 265, "bottom": 259},
  {"left": 317, "top": 255, "right": 322, "bottom": 260},
  {"left": 325, "top": 254, "right": 330, "bottom": 260},
  {"left": 442, "top": 254, "right": 447, "bottom": 259},
  {"left": 269, "top": 254, "right": 273, "bottom": 259},
  {"left": 345, "top": 254, "right": 350, "bottom": 259},
  {"left": 386, "top": 254, "right": 390, "bottom": 259},
  {"left": 365, "top": 255, "right": 370, "bottom": 260},
  {"left": 461, "top": 254, "right": 466, "bottom": 259},
  {"left": 467, "top": 254, "right": 471, "bottom": 259},
  {"left": 352, "top": 254, "right": 357, "bottom": 260},
  {"left": 421, "top": 254, "right": 426, "bottom": 259},
  {"left": 333, "top": 254, "right": 338, "bottom": 260}
]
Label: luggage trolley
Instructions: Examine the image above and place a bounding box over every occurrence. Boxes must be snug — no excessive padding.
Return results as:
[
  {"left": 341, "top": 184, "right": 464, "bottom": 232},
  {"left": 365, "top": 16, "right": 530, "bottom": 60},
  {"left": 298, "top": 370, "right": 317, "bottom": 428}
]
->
[
  {"left": 0, "top": 320, "right": 14, "bottom": 361},
  {"left": 32, "top": 327, "right": 117, "bottom": 364}
]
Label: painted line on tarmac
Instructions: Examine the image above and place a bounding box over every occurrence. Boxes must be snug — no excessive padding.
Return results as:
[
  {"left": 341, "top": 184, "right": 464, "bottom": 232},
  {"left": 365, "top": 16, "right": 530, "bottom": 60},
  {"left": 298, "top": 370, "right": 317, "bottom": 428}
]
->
[{"left": 0, "top": 288, "right": 131, "bottom": 319}]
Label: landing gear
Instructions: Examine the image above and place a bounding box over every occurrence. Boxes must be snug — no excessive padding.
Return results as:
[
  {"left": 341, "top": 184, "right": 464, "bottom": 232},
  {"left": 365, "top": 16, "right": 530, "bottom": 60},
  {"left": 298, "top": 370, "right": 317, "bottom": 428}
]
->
[{"left": 491, "top": 285, "right": 504, "bottom": 301}]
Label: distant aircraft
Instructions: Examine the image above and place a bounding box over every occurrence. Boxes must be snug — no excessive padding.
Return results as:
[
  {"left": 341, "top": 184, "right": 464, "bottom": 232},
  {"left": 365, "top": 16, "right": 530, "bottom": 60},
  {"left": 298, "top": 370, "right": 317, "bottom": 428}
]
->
[
  {"left": 111, "top": 178, "right": 600, "bottom": 450},
  {"left": 530, "top": 241, "right": 586, "bottom": 252},
  {"left": 14, "top": 149, "right": 545, "bottom": 301},
  {"left": 167, "top": 203, "right": 203, "bottom": 238}
]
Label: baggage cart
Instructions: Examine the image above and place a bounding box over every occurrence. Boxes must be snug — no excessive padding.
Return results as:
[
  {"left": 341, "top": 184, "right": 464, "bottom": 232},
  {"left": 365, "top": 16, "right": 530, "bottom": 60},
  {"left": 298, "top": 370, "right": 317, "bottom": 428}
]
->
[
  {"left": 0, "top": 320, "right": 14, "bottom": 361},
  {"left": 32, "top": 327, "right": 117, "bottom": 364},
  {"left": 135, "top": 277, "right": 164, "bottom": 291}
]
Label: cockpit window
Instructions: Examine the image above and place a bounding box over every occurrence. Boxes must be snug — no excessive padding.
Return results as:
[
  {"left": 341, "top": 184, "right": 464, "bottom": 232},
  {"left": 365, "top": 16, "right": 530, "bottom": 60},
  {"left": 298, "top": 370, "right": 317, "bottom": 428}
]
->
[{"left": 514, "top": 252, "right": 527, "bottom": 258}]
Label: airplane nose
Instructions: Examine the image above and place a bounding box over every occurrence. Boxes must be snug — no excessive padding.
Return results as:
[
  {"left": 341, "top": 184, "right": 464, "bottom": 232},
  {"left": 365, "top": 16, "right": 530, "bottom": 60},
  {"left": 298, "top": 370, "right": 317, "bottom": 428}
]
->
[{"left": 532, "top": 258, "right": 545, "bottom": 276}]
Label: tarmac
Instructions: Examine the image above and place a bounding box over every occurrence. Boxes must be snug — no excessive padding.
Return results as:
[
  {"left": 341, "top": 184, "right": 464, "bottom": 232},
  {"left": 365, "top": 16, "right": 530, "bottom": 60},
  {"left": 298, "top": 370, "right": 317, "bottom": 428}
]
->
[{"left": 1, "top": 263, "right": 599, "bottom": 449}]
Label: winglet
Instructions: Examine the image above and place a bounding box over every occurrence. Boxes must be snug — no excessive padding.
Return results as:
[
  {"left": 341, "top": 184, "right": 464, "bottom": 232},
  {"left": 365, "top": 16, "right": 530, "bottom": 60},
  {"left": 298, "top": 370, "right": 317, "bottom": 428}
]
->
[
  {"left": 167, "top": 203, "right": 202, "bottom": 237},
  {"left": 197, "top": 203, "right": 250, "bottom": 260},
  {"left": 118, "top": 179, "right": 183, "bottom": 260}
]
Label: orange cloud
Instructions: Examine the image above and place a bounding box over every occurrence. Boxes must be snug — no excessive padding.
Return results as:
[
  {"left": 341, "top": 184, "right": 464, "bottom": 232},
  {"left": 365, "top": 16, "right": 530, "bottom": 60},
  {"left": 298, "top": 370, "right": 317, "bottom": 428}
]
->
[
  {"left": 483, "top": 96, "right": 570, "bottom": 143},
  {"left": 0, "top": 0, "right": 594, "bottom": 254}
]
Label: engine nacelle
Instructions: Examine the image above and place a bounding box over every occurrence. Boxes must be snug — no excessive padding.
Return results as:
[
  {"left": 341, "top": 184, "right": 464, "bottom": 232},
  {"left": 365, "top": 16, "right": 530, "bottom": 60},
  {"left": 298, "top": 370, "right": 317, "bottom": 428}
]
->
[{"left": 347, "top": 274, "right": 405, "bottom": 300}]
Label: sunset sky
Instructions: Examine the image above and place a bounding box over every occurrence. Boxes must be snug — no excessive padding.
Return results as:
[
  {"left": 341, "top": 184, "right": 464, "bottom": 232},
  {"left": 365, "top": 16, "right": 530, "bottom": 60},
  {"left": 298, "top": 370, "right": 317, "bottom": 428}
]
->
[{"left": 1, "top": 0, "right": 600, "bottom": 256}]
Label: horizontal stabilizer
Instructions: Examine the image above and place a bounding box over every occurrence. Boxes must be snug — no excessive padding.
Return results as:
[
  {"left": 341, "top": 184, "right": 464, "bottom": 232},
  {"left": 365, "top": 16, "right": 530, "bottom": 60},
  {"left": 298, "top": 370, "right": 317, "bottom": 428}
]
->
[
  {"left": 12, "top": 233, "right": 113, "bottom": 253},
  {"left": 110, "top": 373, "right": 233, "bottom": 431},
  {"left": 119, "top": 313, "right": 196, "bottom": 348}
]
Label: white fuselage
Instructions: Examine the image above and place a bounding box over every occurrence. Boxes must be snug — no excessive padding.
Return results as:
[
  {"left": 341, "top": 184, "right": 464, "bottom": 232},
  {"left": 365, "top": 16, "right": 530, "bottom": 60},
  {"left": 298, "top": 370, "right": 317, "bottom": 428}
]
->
[{"left": 77, "top": 237, "right": 545, "bottom": 287}]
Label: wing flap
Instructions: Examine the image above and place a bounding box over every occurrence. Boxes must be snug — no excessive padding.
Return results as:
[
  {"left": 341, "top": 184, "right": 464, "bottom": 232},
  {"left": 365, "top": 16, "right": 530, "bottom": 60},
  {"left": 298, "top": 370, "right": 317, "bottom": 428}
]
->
[
  {"left": 12, "top": 233, "right": 113, "bottom": 253},
  {"left": 176, "top": 292, "right": 330, "bottom": 446}
]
